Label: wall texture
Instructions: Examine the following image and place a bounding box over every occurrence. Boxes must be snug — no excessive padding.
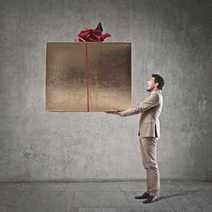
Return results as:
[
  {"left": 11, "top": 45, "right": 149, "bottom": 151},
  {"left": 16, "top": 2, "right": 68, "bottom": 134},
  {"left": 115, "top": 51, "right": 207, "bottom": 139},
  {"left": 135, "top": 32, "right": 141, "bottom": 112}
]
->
[{"left": 0, "top": 0, "right": 211, "bottom": 181}]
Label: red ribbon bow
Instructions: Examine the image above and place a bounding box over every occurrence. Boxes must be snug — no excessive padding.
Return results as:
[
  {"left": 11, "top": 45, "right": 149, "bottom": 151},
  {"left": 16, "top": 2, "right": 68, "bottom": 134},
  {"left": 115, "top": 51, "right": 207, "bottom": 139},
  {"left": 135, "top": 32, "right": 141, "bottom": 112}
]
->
[{"left": 75, "top": 22, "right": 111, "bottom": 42}]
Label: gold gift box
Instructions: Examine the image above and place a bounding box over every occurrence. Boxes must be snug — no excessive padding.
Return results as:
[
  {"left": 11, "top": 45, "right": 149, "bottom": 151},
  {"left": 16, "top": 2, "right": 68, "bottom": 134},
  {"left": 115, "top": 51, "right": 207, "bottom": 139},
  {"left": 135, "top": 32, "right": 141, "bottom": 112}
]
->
[{"left": 46, "top": 42, "right": 131, "bottom": 112}]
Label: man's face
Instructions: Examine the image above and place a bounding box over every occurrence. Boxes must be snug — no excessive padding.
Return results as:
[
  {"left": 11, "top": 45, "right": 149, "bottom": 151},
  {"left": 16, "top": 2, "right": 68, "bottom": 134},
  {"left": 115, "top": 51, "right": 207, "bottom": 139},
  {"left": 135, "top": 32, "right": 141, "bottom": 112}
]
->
[{"left": 146, "top": 77, "right": 157, "bottom": 91}]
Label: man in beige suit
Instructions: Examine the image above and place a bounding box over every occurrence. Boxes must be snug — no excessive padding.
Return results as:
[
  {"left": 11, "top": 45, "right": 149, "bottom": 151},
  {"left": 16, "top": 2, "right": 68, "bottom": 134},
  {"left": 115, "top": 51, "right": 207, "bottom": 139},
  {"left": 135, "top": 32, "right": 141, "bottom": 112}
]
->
[{"left": 106, "top": 74, "right": 164, "bottom": 203}]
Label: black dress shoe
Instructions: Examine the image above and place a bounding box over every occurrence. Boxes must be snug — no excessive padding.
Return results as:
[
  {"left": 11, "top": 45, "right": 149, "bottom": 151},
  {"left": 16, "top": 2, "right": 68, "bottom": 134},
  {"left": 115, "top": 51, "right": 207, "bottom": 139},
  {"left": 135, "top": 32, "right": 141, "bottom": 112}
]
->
[
  {"left": 134, "top": 192, "right": 150, "bottom": 199},
  {"left": 143, "top": 194, "right": 159, "bottom": 203}
]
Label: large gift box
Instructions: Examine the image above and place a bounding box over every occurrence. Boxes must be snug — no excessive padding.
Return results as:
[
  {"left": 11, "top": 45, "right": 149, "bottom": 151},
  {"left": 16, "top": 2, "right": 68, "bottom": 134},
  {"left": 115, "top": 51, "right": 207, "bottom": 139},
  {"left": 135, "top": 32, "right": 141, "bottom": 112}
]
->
[{"left": 46, "top": 42, "right": 131, "bottom": 112}]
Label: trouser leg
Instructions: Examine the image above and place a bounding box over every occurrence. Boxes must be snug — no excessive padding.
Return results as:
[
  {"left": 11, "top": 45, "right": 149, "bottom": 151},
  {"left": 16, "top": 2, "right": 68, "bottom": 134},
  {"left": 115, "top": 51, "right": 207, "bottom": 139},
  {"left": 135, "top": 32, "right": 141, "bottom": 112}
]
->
[{"left": 139, "top": 137, "right": 160, "bottom": 196}]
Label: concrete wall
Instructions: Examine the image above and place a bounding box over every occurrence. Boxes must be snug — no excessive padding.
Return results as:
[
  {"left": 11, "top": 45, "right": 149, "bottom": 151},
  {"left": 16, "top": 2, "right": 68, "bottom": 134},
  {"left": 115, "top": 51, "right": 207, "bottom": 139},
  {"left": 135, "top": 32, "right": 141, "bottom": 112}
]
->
[{"left": 0, "top": 0, "right": 211, "bottom": 181}]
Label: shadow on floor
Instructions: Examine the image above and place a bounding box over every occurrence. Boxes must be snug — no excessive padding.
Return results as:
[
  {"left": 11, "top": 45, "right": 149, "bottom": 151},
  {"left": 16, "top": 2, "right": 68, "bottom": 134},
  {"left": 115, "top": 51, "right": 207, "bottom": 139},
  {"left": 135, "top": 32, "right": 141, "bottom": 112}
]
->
[{"left": 159, "top": 189, "right": 203, "bottom": 201}]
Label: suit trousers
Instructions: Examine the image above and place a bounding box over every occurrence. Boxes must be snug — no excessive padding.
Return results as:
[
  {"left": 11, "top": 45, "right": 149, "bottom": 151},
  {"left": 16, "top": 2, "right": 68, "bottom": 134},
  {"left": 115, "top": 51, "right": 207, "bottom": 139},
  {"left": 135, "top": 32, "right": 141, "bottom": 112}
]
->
[{"left": 139, "top": 136, "right": 160, "bottom": 196}]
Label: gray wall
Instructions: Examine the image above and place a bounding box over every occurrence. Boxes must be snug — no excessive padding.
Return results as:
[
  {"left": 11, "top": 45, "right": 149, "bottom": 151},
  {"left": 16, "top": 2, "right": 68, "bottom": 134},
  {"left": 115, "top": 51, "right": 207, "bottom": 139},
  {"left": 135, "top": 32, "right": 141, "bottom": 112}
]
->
[{"left": 0, "top": 0, "right": 211, "bottom": 181}]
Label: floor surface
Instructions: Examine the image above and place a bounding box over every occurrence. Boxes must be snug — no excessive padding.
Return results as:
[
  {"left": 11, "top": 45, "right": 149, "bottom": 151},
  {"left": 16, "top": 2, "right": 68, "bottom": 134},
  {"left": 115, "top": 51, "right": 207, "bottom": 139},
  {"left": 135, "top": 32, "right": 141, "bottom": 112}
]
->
[{"left": 0, "top": 180, "right": 212, "bottom": 212}]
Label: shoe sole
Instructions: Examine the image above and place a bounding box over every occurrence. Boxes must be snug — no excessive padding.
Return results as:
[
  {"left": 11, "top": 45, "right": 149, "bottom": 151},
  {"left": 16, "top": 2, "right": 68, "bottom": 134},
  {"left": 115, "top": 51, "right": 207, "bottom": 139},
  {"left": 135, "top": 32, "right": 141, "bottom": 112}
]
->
[{"left": 143, "top": 197, "right": 160, "bottom": 204}]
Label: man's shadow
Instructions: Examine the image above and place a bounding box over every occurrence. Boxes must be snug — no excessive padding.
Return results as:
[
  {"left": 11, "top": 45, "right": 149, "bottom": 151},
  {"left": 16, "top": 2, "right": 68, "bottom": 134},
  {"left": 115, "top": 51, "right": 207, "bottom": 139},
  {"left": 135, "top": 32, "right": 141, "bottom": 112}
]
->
[{"left": 158, "top": 189, "right": 203, "bottom": 201}]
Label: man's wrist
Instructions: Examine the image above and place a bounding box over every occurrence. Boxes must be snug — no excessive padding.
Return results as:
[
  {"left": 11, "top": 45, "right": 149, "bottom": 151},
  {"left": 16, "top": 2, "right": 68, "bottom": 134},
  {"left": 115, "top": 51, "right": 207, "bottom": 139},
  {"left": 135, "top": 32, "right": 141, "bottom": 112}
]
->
[{"left": 118, "top": 112, "right": 125, "bottom": 116}]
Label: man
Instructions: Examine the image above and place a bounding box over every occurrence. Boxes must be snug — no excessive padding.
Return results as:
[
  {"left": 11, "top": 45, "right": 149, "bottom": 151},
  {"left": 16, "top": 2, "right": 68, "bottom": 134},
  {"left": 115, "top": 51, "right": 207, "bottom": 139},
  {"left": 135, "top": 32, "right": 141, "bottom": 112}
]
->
[{"left": 105, "top": 74, "right": 164, "bottom": 203}]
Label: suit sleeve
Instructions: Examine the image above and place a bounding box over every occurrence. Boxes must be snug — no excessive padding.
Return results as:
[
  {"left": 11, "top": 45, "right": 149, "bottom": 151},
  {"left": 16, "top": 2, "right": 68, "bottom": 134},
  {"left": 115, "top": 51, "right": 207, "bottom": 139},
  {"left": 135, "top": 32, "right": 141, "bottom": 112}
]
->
[
  {"left": 119, "top": 106, "right": 140, "bottom": 116},
  {"left": 119, "top": 93, "right": 160, "bottom": 117},
  {"left": 136, "top": 93, "right": 160, "bottom": 113}
]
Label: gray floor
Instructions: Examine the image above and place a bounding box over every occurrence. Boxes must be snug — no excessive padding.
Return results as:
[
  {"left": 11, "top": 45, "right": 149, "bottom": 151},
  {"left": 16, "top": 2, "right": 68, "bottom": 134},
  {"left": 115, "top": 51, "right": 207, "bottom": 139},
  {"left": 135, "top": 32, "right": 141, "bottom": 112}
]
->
[{"left": 0, "top": 180, "right": 212, "bottom": 212}]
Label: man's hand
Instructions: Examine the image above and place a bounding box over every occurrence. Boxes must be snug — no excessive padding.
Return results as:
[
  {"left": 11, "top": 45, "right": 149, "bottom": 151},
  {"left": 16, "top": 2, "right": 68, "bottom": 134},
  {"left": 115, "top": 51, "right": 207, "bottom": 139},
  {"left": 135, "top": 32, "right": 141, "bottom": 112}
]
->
[{"left": 104, "top": 109, "right": 123, "bottom": 116}]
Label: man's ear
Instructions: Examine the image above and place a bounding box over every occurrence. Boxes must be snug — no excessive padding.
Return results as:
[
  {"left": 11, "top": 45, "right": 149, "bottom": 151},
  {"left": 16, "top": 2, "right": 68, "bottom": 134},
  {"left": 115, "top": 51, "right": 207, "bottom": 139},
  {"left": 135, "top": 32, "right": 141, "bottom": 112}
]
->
[{"left": 155, "top": 82, "right": 159, "bottom": 88}]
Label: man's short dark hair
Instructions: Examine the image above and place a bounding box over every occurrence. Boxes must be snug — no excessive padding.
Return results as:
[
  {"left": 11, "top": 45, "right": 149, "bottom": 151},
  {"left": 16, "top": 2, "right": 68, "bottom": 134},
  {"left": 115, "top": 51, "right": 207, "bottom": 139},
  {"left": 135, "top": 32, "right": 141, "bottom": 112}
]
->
[{"left": 152, "top": 74, "right": 165, "bottom": 90}]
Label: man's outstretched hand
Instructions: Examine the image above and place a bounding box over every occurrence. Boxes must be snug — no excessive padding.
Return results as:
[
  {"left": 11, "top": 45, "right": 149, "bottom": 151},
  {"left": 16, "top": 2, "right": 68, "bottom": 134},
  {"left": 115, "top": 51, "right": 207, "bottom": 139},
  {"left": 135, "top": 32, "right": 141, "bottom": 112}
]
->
[{"left": 104, "top": 109, "right": 123, "bottom": 115}]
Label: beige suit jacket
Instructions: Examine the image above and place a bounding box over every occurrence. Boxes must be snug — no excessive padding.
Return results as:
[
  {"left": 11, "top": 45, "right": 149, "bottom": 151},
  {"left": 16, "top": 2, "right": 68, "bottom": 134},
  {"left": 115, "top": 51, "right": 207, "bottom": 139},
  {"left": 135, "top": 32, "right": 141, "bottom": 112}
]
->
[{"left": 119, "top": 90, "right": 163, "bottom": 138}]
